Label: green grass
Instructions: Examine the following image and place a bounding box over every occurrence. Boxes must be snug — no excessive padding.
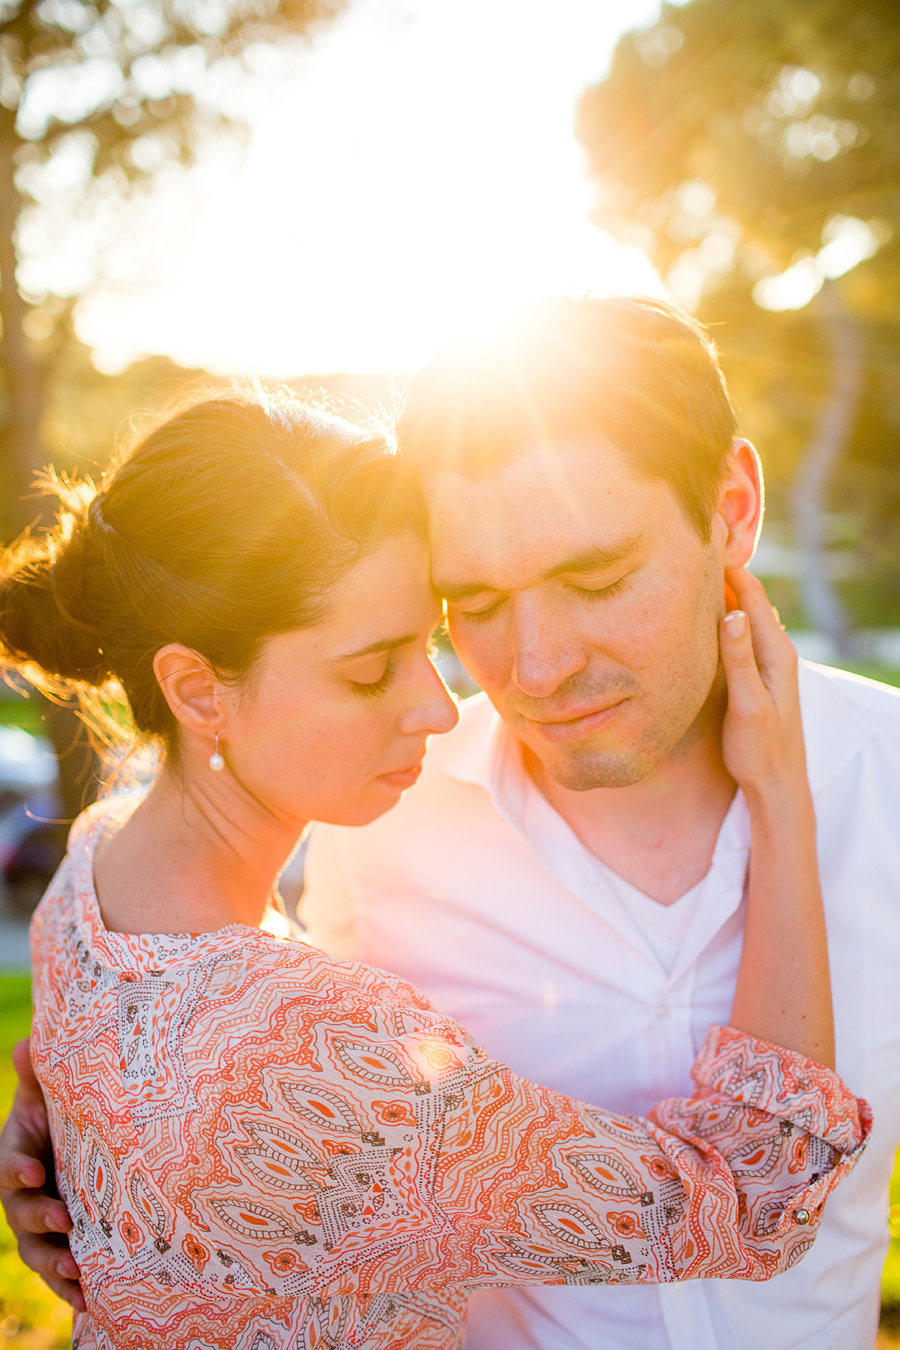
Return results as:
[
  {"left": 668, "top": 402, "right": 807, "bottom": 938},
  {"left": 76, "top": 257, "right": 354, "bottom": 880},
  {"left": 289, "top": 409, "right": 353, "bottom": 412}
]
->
[
  {"left": 0, "top": 980, "right": 70, "bottom": 1349},
  {"left": 0, "top": 698, "right": 44, "bottom": 738}
]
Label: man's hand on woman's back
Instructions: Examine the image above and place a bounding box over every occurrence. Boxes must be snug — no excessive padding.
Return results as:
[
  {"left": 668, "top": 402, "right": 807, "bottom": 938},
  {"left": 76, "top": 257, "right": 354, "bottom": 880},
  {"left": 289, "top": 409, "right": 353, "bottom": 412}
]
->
[{"left": 0, "top": 1038, "right": 83, "bottom": 1311}]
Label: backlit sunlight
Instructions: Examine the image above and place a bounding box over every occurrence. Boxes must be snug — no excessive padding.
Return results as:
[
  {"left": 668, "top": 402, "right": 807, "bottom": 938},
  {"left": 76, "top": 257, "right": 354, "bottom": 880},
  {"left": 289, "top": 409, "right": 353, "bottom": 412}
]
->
[{"left": 67, "top": 0, "right": 667, "bottom": 377}]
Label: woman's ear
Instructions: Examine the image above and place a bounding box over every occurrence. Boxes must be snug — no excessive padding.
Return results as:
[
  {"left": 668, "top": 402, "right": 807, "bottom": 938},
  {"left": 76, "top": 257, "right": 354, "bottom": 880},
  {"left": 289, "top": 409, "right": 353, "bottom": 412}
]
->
[
  {"left": 715, "top": 438, "right": 765, "bottom": 568},
  {"left": 153, "top": 644, "right": 224, "bottom": 736}
]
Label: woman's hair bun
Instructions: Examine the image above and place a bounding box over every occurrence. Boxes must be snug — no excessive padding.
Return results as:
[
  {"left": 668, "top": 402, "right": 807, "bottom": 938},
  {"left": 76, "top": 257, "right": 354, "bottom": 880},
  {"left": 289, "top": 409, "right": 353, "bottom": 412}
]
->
[
  {"left": 0, "top": 475, "right": 114, "bottom": 688},
  {"left": 2, "top": 386, "right": 420, "bottom": 749}
]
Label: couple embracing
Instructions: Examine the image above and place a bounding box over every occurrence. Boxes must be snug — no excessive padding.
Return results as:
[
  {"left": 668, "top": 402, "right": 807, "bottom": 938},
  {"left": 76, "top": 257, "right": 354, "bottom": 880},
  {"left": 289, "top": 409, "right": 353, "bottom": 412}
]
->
[{"left": 1, "top": 296, "right": 898, "bottom": 1350}]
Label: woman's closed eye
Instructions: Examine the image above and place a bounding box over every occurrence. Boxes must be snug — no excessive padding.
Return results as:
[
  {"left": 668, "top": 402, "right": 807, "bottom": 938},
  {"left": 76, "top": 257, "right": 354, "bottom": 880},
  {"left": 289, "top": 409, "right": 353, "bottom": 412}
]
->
[{"left": 350, "top": 656, "right": 397, "bottom": 697}]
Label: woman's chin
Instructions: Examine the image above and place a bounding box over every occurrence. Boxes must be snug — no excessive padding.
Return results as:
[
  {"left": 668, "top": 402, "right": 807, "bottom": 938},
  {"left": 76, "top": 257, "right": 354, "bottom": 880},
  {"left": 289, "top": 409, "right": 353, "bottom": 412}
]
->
[{"left": 315, "top": 780, "right": 409, "bottom": 829}]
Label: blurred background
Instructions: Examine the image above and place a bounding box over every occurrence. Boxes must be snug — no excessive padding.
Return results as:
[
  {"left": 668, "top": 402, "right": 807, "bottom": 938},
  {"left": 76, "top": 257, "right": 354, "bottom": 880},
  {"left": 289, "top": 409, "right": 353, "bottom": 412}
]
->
[{"left": 0, "top": 0, "right": 897, "bottom": 1343}]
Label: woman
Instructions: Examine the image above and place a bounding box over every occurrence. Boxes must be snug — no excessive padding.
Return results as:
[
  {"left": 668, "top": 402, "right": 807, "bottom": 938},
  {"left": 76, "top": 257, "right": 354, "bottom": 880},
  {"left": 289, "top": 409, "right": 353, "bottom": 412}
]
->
[{"left": 0, "top": 389, "right": 868, "bottom": 1349}]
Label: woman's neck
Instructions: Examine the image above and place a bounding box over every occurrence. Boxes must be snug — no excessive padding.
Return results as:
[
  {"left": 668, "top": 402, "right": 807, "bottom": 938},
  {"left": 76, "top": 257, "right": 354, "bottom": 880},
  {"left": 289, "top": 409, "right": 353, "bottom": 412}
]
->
[{"left": 93, "top": 767, "right": 308, "bottom": 936}]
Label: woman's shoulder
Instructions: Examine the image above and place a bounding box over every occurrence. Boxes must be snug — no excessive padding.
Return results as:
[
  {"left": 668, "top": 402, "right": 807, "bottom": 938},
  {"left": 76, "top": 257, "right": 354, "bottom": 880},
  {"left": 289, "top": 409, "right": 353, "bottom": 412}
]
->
[
  {"left": 187, "top": 934, "right": 477, "bottom": 1075},
  {"left": 211, "top": 931, "right": 448, "bottom": 1025}
]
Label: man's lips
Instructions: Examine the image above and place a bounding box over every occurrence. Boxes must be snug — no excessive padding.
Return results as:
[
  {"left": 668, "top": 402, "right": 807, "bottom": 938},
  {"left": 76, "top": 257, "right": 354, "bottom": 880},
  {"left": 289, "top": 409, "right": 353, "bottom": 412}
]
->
[
  {"left": 521, "top": 699, "right": 627, "bottom": 744},
  {"left": 378, "top": 762, "right": 423, "bottom": 789}
]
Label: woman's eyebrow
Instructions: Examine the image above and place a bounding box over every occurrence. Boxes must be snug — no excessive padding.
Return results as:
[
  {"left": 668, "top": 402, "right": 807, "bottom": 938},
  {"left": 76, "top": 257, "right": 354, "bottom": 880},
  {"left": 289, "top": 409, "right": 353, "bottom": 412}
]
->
[{"left": 329, "top": 634, "right": 416, "bottom": 664}]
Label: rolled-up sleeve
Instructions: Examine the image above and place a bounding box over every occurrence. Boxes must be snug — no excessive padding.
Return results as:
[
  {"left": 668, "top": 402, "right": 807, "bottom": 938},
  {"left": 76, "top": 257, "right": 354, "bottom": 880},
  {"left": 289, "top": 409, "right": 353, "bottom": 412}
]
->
[{"left": 433, "top": 1023, "right": 869, "bottom": 1288}]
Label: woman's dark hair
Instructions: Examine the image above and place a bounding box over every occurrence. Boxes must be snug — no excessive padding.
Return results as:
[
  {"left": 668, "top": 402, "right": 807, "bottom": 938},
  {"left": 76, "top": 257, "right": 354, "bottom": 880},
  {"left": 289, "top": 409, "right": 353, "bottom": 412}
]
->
[{"left": 0, "top": 387, "right": 423, "bottom": 749}]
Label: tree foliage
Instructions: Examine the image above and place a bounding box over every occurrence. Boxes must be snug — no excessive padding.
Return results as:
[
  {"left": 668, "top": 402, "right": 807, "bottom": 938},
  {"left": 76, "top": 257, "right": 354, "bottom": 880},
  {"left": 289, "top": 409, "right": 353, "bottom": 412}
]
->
[
  {"left": 0, "top": 0, "right": 344, "bottom": 533},
  {"left": 577, "top": 0, "right": 900, "bottom": 633},
  {"left": 578, "top": 0, "right": 898, "bottom": 300}
]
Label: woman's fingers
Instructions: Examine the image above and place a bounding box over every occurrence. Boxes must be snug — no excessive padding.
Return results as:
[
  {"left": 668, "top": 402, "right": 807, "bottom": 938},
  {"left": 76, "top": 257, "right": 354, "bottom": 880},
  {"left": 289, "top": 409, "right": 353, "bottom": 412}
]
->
[
  {"left": 11, "top": 1037, "right": 39, "bottom": 1093},
  {"left": 0, "top": 1033, "right": 83, "bottom": 1306},
  {"left": 725, "top": 567, "right": 797, "bottom": 704},
  {"left": 0, "top": 1147, "right": 46, "bottom": 1193},
  {"left": 16, "top": 1232, "right": 85, "bottom": 1310},
  {"left": 0, "top": 1041, "right": 55, "bottom": 1200},
  {"left": 719, "top": 567, "right": 807, "bottom": 794},
  {"left": 3, "top": 1188, "right": 72, "bottom": 1235},
  {"left": 719, "top": 606, "right": 768, "bottom": 718}
]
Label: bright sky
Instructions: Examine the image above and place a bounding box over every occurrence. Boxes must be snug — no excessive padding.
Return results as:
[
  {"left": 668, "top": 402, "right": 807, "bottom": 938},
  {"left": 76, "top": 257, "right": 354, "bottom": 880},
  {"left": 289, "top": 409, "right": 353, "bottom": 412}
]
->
[{"left": 72, "top": 0, "right": 667, "bottom": 376}]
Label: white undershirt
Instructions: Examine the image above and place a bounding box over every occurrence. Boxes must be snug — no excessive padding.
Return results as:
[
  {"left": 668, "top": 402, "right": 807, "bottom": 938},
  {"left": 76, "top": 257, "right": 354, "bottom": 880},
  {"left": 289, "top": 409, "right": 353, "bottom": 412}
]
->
[{"left": 610, "top": 875, "right": 706, "bottom": 977}]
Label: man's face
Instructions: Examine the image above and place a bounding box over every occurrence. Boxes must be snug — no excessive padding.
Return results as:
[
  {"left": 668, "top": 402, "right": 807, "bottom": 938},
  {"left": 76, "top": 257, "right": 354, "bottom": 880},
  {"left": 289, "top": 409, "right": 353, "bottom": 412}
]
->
[{"left": 427, "top": 436, "right": 728, "bottom": 790}]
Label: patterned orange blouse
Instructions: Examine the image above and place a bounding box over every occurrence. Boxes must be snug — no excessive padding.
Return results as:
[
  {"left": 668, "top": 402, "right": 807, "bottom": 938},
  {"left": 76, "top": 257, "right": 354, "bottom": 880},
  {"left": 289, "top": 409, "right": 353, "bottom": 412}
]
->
[{"left": 30, "top": 801, "right": 869, "bottom": 1350}]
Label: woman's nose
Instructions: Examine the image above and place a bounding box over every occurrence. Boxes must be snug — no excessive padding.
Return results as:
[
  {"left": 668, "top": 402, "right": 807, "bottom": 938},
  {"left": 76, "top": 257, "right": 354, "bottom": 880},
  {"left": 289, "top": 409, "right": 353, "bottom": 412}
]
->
[{"left": 400, "top": 660, "right": 460, "bottom": 737}]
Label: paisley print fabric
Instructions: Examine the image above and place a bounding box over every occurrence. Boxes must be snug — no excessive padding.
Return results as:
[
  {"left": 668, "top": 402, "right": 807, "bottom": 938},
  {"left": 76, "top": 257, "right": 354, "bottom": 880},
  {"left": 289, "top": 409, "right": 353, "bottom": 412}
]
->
[{"left": 29, "top": 802, "right": 870, "bottom": 1350}]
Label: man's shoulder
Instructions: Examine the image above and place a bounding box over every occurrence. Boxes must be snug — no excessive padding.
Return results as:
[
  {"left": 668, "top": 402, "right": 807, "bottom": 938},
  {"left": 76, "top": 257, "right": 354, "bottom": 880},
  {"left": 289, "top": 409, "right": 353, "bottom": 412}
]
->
[
  {"left": 800, "top": 659, "right": 900, "bottom": 731},
  {"left": 799, "top": 660, "right": 900, "bottom": 795}
]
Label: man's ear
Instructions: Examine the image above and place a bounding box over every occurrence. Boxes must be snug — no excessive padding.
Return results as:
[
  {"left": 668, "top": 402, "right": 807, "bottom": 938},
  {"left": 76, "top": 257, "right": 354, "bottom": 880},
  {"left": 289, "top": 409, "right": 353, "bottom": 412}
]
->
[
  {"left": 715, "top": 438, "right": 764, "bottom": 568},
  {"left": 152, "top": 644, "right": 225, "bottom": 737}
]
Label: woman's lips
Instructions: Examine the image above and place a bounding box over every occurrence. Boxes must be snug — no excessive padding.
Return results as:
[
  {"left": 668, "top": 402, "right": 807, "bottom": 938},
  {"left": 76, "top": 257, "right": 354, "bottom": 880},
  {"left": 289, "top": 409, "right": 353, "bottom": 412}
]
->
[
  {"left": 378, "top": 762, "right": 423, "bottom": 790},
  {"left": 523, "top": 700, "right": 626, "bottom": 744}
]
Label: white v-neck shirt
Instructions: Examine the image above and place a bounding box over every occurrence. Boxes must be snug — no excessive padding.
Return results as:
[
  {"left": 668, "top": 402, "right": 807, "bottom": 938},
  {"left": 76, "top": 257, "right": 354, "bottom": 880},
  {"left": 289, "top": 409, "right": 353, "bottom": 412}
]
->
[{"left": 301, "top": 661, "right": 900, "bottom": 1349}]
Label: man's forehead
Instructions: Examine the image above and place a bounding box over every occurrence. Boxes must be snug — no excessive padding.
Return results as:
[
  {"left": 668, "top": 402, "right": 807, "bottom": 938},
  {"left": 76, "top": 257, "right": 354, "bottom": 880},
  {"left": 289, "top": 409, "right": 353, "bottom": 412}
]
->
[
  {"left": 424, "top": 435, "right": 652, "bottom": 546},
  {"left": 425, "top": 432, "right": 630, "bottom": 501}
]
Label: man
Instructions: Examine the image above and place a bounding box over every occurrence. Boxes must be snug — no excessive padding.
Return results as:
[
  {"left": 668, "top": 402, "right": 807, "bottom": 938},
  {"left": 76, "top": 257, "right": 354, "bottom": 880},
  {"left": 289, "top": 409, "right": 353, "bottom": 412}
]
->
[
  {"left": 3, "top": 297, "right": 900, "bottom": 1347},
  {"left": 300, "top": 298, "right": 900, "bottom": 1348}
]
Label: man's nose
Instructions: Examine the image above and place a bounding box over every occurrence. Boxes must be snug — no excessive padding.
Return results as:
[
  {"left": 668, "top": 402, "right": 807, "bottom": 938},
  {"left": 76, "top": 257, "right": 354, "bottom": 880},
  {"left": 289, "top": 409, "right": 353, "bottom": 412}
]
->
[
  {"left": 510, "top": 596, "right": 587, "bottom": 698},
  {"left": 399, "top": 660, "right": 460, "bottom": 737}
]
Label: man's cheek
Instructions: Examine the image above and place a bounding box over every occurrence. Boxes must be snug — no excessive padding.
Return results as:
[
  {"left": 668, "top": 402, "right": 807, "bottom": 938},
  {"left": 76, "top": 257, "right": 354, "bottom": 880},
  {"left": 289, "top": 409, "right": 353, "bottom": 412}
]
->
[
  {"left": 603, "top": 595, "right": 672, "bottom": 665},
  {"left": 447, "top": 621, "right": 498, "bottom": 686}
]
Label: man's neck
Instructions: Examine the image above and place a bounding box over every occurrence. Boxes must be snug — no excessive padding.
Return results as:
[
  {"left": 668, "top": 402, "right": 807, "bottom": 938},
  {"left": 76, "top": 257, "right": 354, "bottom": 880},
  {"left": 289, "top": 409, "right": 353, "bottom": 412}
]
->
[{"left": 524, "top": 688, "right": 738, "bottom": 906}]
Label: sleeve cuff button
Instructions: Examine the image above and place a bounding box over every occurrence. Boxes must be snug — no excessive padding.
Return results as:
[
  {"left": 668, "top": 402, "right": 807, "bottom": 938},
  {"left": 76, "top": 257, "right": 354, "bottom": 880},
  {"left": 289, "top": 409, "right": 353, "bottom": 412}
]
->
[{"left": 793, "top": 1208, "right": 811, "bottom": 1225}]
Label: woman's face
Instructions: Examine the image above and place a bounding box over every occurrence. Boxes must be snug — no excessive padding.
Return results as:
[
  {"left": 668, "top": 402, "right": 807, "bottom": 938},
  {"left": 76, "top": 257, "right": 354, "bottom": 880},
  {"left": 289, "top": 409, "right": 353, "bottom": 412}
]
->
[{"left": 221, "top": 533, "right": 459, "bottom": 826}]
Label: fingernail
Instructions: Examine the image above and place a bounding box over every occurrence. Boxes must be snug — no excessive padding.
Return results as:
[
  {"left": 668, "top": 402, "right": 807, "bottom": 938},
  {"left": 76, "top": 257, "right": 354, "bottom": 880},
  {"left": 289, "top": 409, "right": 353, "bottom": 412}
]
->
[
  {"left": 58, "top": 1257, "right": 80, "bottom": 1279},
  {"left": 723, "top": 610, "right": 747, "bottom": 637},
  {"left": 17, "top": 1170, "right": 31, "bottom": 1186}
]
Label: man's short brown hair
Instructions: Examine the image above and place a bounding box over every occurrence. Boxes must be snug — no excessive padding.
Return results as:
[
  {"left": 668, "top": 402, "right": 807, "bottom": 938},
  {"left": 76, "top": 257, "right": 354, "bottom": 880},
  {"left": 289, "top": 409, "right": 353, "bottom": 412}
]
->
[{"left": 398, "top": 295, "right": 739, "bottom": 540}]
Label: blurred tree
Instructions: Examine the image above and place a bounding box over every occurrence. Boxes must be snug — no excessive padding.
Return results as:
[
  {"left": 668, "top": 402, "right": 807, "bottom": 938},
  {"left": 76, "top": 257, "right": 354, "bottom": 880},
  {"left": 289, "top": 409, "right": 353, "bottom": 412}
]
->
[
  {"left": 0, "top": 0, "right": 344, "bottom": 815},
  {"left": 577, "top": 0, "right": 900, "bottom": 647},
  {"left": 0, "top": 0, "right": 344, "bottom": 537}
]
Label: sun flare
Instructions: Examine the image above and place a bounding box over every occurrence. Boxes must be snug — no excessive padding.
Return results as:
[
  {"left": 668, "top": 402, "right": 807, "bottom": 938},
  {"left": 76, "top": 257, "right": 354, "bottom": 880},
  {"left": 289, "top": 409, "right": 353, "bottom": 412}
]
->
[{"left": 72, "top": 0, "right": 665, "bottom": 378}]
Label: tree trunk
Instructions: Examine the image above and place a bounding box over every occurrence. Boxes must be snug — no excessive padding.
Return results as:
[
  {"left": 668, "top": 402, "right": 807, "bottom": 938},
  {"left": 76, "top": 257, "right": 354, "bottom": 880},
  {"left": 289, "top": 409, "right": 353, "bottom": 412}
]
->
[
  {"left": 791, "top": 285, "right": 862, "bottom": 657},
  {"left": 0, "top": 108, "right": 100, "bottom": 819},
  {"left": 38, "top": 699, "right": 102, "bottom": 823},
  {"left": 0, "top": 104, "right": 47, "bottom": 534}
]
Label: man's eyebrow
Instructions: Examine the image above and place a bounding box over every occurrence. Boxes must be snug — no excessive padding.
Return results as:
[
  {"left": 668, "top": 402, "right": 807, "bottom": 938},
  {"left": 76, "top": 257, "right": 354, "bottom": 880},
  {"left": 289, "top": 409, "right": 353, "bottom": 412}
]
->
[
  {"left": 329, "top": 634, "right": 417, "bottom": 664},
  {"left": 543, "top": 533, "right": 642, "bottom": 580},
  {"left": 438, "top": 533, "right": 642, "bottom": 601}
]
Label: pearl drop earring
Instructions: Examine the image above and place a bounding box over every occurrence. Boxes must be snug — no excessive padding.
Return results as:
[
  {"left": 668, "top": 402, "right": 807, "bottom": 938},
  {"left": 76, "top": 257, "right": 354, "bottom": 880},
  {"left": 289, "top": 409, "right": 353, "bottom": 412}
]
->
[{"left": 209, "top": 733, "right": 225, "bottom": 772}]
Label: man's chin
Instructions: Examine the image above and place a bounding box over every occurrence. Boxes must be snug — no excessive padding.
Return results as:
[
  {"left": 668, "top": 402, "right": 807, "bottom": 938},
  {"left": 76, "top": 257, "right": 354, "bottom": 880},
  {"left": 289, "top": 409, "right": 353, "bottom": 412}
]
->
[{"left": 524, "top": 738, "right": 659, "bottom": 792}]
